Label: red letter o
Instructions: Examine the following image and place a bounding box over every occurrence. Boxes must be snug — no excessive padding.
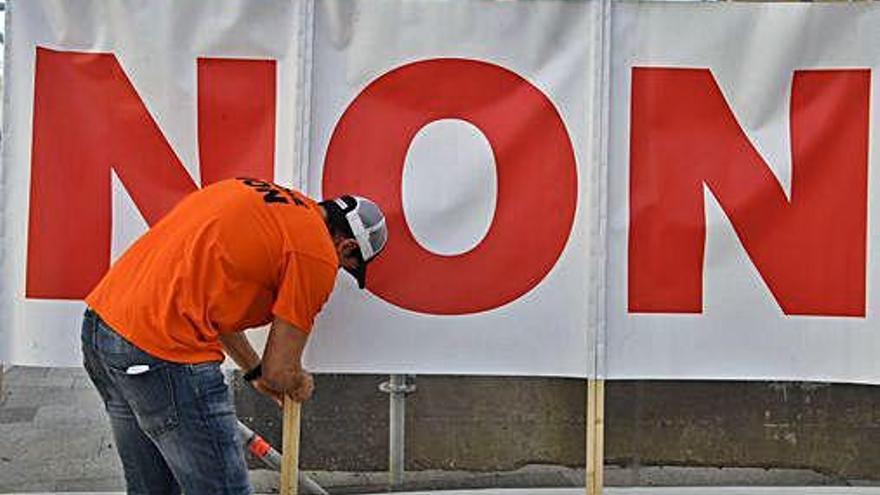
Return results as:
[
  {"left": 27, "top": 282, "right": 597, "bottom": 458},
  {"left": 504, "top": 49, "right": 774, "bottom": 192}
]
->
[{"left": 323, "top": 58, "right": 577, "bottom": 315}]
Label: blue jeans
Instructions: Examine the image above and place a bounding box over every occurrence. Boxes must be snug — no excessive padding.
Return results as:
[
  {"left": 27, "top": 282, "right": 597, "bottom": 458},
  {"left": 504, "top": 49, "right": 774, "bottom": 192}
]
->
[{"left": 81, "top": 309, "right": 251, "bottom": 495}]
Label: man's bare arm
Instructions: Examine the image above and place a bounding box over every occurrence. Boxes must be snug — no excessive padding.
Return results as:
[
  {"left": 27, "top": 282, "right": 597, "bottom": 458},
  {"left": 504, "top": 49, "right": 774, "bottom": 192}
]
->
[
  {"left": 261, "top": 317, "right": 314, "bottom": 402},
  {"left": 217, "top": 331, "right": 261, "bottom": 372}
]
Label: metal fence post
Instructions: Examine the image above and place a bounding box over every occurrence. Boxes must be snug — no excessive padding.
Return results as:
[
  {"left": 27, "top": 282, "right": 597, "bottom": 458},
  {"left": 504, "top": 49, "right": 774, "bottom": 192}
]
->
[{"left": 380, "top": 374, "right": 416, "bottom": 490}]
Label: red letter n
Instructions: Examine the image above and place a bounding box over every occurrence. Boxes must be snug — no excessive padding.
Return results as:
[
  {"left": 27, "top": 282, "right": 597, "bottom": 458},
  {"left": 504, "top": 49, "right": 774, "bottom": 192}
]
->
[
  {"left": 27, "top": 48, "right": 275, "bottom": 299},
  {"left": 629, "top": 68, "right": 869, "bottom": 317}
]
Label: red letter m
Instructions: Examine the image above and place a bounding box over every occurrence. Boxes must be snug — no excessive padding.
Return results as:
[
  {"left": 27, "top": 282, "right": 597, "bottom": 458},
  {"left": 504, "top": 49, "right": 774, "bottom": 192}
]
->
[
  {"left": 629, "top": 68, "right": 870, "bottom": 317},
  {"left": 27, "top": 47, "right": 276, "bottom": 299}
]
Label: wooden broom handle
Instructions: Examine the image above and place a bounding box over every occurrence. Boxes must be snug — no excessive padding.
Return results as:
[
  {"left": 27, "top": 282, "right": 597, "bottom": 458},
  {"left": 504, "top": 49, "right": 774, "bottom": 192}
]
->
[{"left": 280, "top": 395, "right": 302, "bottom": 495}]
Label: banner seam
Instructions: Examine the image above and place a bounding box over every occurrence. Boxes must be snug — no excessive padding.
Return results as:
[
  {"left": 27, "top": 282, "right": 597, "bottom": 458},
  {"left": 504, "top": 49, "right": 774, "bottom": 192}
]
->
[
  {"left": 0, "top": 0, "right": 14, "bottom": 365},
  {"left": 294, "top": 0, "right": 315, "bottom": 193},
  {"left": 594, "top": 0, "right": 612, "bottom": 381}
]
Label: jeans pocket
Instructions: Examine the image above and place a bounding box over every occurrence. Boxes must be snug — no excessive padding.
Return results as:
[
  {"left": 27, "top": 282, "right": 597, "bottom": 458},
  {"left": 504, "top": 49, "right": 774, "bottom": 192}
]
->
[
  {"left": 108, "top": 363, "right": 181, "bottom": 438},
  {"left": 92, "top": 319, "right": 181, "bottom": 437}
]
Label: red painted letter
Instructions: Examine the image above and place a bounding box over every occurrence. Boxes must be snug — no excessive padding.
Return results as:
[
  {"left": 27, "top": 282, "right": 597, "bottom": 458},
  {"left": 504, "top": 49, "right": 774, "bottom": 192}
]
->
[
  {"left": 323, "top": 58, "right": 578, "bottom": 315},
  {"left": 198, "top": 58, "right": 275, "bottom": 186},
  {"left": 27, "top": 48, "right": 275, "bottom": 299},
  {"left": 629, "top": 68, "right": 869, "bottom": 316}
]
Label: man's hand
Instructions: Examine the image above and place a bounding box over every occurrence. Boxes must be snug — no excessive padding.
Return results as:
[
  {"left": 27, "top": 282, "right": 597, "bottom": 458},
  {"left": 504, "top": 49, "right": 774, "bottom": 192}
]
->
[
  {"left": 252, "top": 371, "right": 314, "bottom": 406},
  {"left": 251, "top": 378, "right": 284, "bottom": 407},
  {"left": 223, "top": 318, "right": 316, "bottom": 405},
  {"left": 289, "top": 371, "right": 314, "bottom": 402},
  {"left": 261, "top": 317, "right": 315, "bottom": 403}
]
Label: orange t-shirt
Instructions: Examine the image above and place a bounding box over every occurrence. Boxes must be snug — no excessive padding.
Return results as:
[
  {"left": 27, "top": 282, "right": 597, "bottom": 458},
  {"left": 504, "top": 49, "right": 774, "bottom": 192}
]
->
[{"left": 86, "top": 178, "right": 338, "bottom": 364}]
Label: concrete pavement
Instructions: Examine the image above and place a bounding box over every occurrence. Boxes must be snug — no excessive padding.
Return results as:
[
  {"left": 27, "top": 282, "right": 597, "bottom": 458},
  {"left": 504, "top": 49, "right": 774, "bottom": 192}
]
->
[
  {"left": 0, "top": 366, "right": 284, "bottom": 493},
  {"left": 0, "top": 366, "right": 122, "bottom": 492},
  {"left": 8, "top": 489, "right": 880, "bottom": 495},
  {"left": 2, "top": 367, "right": 877, "bottom": 493}
]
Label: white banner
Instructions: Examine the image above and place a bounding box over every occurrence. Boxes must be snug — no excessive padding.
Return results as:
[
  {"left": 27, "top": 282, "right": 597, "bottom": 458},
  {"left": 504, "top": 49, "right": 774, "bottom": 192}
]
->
[
  {"left": 607, "top": 3, "right": 880, "bottom": 383},
  {"left": 303, "top": 0, "right": 596, "bottom": 376},
  {"left": 1, "top": 0, "right": 595, "bottom": 377},
  {"left": 6, "top": 0, "right": 880, "bottom": 384},
  {"left": 1, "top": 0, "right": 303, "bottom": 366}
]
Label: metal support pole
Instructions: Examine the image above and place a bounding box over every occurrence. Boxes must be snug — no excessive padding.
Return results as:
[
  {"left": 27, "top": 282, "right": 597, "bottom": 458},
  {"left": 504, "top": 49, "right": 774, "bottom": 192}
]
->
[
  {"left": 380, "top": 374, "right": 416, "bottom": 491},
  {"left": 388, "top": 375, "right": 406, "bottom": 488}
]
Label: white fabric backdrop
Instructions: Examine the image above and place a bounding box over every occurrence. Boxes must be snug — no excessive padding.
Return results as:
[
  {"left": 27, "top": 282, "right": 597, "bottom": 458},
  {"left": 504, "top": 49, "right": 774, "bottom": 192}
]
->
[
  {"left": 5, "top": 0, "right": 880, "bottom": 384},
  {"left": 1, "top": 0, "right": 303, "bottom": 366},
  {"left": 1, "top": 0, "right": 595, "bottom": 377},
  {"left": 303, "top": 0, "right": 596, "bottom": 377},
  {"left": 607, "top": 3, "right": 880, "bottom": 383}
]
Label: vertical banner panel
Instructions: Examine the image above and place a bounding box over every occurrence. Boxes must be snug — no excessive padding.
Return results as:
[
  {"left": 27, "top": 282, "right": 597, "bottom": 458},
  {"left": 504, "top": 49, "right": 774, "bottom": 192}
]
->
[
  {"left": 304, "top": 0, "right": 595, "bottom": 377},
  {"left": 2, "top": 0, "right": 298, "bottom": 366},
  {"left": 607, "top": 3, "right": 880, "bottom": 383}
]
